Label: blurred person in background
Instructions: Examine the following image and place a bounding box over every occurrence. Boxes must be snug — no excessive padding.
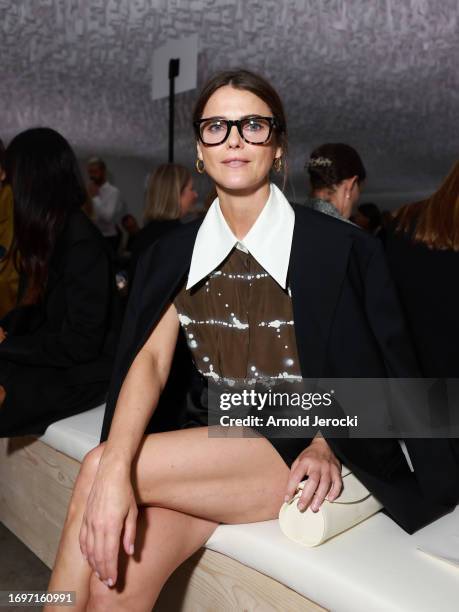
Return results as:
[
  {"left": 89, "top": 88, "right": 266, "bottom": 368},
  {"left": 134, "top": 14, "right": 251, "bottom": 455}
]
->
[
  {"left": 0, "top": 138, "right": 19, "bottom": 318},
  {"left": 385, "top": 161, "right": 459, "bottom": 379},
  {"left": 130, "top": 163, "right": 198, "bottom": 277},
  {"left": 87, "top": 156, "right": 124, "bottom": 253},
  {"left": 120, "top": 213, "right": 140, "bottom": 254},
  {"left": 353, "top": 202, "right": 384, "bottom": 237},
  {"left": 304, "top": 143, "right": 366, "bottom": 222},
  {"left": 0, "top": 128, "right": 120, "bottom": 437}
]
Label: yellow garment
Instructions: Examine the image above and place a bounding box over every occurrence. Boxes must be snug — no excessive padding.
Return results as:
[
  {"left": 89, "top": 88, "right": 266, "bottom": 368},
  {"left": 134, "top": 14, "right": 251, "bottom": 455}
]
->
[{"left": 0, "top": 184, "right": 19, "bottom": 318}]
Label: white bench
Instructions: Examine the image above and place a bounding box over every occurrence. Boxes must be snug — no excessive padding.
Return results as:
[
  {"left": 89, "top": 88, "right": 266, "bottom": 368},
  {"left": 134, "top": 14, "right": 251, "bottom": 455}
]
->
[{"left": 1, "top": 406, "right": 458, "bottom": 612}]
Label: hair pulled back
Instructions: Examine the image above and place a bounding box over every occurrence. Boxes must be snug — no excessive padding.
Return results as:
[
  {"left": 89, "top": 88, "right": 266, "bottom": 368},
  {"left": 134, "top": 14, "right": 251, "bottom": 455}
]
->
[{"left": 307, "top": 143, "right": 366, "bottom": 192}]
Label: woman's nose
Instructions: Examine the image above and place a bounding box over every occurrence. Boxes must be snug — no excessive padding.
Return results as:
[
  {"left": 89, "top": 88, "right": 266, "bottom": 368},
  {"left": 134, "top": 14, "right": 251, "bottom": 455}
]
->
[{"left": 227, "top": 124, "right": 243, "bottom": 147}]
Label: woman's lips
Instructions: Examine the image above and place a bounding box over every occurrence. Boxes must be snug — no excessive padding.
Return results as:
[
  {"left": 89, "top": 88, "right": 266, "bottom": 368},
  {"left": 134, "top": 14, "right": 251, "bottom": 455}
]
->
[{"left": 222, "top": 159, "right": 249, "bottom": 168}]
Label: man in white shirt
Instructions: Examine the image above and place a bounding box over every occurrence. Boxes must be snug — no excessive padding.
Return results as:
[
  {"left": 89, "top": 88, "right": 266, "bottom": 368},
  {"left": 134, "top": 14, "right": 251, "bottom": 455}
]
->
[{"left": 87, "top": 157, "right": 123, "bottom": 252}]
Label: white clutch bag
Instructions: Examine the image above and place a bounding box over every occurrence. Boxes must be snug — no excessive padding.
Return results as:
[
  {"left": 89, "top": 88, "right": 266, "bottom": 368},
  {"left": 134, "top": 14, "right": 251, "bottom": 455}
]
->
[{"left": 278, "top": 466, "right": 383, "bottom": 546}]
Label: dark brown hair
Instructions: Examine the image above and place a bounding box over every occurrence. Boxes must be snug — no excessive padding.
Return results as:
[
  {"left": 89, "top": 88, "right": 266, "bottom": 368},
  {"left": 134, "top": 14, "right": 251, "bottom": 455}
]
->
[
  {"left": 307, "top": 143, "right": 366, "bottom": 192},
  {"left": 0, "top": 138, "right": 5, "bottom": 172},
  {"left": 5, "top": 128, "right": 87, "bottom": 304},
  {"left": 192, "top": 69, "right": 288, "bottom": 186},
  {"left": 393, "top": 161, "right": 459, "bottom": 251}
]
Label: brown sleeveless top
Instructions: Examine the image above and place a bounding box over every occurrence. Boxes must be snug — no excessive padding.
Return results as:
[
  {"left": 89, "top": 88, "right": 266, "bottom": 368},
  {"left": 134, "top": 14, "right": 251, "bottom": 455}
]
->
[{"left": 174, "top": 246, "right": 301, "bottom": 384}]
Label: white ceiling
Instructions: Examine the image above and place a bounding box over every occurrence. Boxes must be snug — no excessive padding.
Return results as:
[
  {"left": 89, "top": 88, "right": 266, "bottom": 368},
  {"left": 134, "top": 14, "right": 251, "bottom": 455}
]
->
[{"left": 1, "top": 0, "right": 458, "bottom": 196}]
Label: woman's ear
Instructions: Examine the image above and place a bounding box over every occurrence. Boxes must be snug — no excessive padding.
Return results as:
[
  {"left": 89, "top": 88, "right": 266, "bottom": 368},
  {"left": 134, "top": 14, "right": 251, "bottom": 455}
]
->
[
  {"left": 350, "top": 175, "right": 359, "bottom": 191},
  {"left": 274, "top": 142, "right": 283, "bottom": 163},
  {"left": 196, "top": 141, "right": 203, "bottom": 161}
]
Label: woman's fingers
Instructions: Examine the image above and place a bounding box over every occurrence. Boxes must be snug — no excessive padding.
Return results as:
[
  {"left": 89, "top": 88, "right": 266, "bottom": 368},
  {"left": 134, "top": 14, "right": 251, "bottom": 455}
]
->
[
  {"left": 123, "top": 503, "right": 138, "bottom": 557},
  {"left": 103, "top": 520, "right": 123, "bottom": 586},
  {"left": 86, "top": 523, "right": 96, "bottom": 574},
  {"left": 79, "top": 516, "right": 88, "bottom": 560},
  {"left": 284, "top": 461, "right": 304, "bottom": 501},
  {"left": 93, "top": 521, "right": 106, "bottom": 580},
  {"left": 326, "top": 463, "right": 343, "bottom": 502},
  {"left": 296, "top": 469, "right": 321, "bottom": 511},
  {"left": 309, "top": 471, "right": 332, "bottom": 512}
]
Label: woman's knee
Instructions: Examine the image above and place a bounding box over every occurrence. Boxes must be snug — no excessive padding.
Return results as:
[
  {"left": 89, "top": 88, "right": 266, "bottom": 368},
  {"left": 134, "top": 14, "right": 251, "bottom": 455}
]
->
[
  {"left": 67, "top": 443, "right": 106, "bottom": 519},
  {"left": 86, "top": 572, "right": 133, "bottom": 612},
  {"left": 82, "top": 442, "right": 106, "bottom": 475},
  {"left": 86, "top": 573, "right": 113, "bottom": 612}
]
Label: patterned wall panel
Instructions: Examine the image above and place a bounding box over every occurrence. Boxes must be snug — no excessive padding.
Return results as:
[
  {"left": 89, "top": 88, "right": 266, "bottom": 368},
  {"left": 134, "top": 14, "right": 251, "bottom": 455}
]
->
[{"left": 0, "top": 0, "right": 457, "bottom": 191}]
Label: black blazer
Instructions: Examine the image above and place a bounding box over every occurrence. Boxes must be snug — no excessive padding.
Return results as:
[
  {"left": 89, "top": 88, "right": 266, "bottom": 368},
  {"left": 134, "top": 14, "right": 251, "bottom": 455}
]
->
[
  {"left": 0, "top": 209, "right": 120, "bottom": 384},
  {"left": 384, "top": 222, "right": 459, "bottom": 378},
  {"left": 101, "top": 204, "right": 459, "bottom": 533}
]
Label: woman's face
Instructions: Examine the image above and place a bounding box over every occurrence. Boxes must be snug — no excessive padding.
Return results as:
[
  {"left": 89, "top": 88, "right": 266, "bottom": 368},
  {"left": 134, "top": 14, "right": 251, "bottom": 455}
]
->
[
  {"left": 196, "top": 85, "right": 282, "bottom": 194},
  {"left": 180, "top": 178, "right": 198, "bottom": 215}
]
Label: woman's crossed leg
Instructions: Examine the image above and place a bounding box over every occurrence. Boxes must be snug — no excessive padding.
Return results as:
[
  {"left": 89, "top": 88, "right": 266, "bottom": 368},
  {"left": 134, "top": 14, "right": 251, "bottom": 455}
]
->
[{"left": 46, "top": 425, "right": 290, "bottom": 611}]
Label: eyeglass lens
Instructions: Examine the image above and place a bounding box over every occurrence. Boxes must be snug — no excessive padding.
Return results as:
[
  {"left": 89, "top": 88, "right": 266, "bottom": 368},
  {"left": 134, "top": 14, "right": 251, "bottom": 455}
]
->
[{"left": 199, "top": 117, "right": 272, "bottom": 145}]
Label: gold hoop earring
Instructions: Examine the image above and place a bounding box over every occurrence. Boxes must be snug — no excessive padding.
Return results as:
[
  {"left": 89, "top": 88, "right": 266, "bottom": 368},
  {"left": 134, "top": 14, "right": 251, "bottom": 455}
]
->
[
  {"left": 273, "top": 157, "right": 283, "bottom": 173},
  {"left": 195, "top": 159, "right": 205, "bottom": 174}
]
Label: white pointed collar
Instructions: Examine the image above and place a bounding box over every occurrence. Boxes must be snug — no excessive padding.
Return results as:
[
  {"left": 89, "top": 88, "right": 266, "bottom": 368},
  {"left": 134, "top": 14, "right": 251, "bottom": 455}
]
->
[{"left": 186, "top": 183, "right": 295, "bottom": 290}]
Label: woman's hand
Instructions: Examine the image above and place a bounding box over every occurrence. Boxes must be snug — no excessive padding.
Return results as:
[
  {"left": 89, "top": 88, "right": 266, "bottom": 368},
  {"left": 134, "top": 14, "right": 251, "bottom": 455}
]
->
[
  {"left": 79, "top": 455, "right": 138, "bottom": 587},
  {"left": 284, "top": 437, "right": 342, "bottom": 513},
  {"left": 0, "top": 327, "right": 8, "bottom": 343}
]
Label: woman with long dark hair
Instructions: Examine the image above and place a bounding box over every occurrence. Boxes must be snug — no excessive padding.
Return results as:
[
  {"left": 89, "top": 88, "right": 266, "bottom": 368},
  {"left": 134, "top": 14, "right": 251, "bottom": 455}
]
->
[
  {"left": 0, "top": 137, "right": 19, "bottom": 318},
  {"left": 47, "top": 72, "right": 458, "bottom": 611},
  {"left": 0, "top": 127, "right": 119, "bottom": 437}
]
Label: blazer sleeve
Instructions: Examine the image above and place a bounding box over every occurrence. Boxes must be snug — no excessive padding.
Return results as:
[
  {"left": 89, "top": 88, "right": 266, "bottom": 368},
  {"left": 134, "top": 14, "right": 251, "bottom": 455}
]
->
[
  {"left": 364, "top": 239, "right": 420, "bottom": 377},
  {"left": 0, "top": 237, "right": 111, "bottom": 367}
]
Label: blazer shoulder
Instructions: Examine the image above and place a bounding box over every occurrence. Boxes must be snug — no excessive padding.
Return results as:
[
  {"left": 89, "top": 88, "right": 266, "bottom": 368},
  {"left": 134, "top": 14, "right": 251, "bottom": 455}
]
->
[
  {"left": 292, "top": 202, "right": 381, "bottom": 256},
  {"left": 153, "top": 217, "right": 202, "bottom": 255}
]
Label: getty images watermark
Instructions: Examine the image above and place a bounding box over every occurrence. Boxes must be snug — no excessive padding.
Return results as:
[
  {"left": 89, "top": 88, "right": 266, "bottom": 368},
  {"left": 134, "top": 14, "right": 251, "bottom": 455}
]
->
[
  {"left": 218, "top": 388, "right": 358, "bottom": 429},
  {"left": 205, "top": 378, "right": 459, "bottom": 438}
]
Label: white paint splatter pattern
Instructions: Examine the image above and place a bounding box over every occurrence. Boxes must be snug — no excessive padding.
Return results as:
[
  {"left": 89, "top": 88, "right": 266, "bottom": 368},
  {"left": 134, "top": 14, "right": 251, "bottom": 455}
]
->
[
  {"left": 178, "top": 312, "right": 249, "bottom": 330},
  {"left": 210, "top": 270, "right": 269, "bottom": 281}
]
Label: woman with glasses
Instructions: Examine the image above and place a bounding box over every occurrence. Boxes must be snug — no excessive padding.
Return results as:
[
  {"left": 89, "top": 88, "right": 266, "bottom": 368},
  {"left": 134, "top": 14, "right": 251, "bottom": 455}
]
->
[{"left": 47, "top": 70, "right": 459, "bottom": 611}]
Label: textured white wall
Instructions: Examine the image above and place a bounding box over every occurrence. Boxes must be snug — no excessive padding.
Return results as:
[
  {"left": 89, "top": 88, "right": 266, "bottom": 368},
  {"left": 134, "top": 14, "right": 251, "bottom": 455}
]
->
[{"left": 1, "top": 0, "right": 457, "bottom": 203}]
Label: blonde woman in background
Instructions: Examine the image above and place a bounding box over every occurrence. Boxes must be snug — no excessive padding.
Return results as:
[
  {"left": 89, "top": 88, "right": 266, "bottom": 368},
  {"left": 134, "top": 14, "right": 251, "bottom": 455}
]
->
[{"left": 130, "top": 163, "right": 198, "bottom": 275}]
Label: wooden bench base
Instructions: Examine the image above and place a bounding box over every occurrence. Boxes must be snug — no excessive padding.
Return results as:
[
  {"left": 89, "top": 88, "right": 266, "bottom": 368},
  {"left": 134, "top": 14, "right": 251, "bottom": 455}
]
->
[{"left": 0, "top": 437, "right": 325, "bottom": 611}]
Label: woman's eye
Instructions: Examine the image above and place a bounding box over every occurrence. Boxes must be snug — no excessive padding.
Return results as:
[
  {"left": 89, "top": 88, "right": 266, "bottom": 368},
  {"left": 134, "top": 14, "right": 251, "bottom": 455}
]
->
[
  {"left": 246, "top": 121, "right": 262, "bottom": 131},
  {"left": 206, "top": 122, "right": 225, "bottom": 133}
]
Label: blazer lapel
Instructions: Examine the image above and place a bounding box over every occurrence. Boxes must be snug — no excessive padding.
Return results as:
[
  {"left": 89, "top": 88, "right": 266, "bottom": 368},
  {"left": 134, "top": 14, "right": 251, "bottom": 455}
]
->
[{"left": 289, "top": 206, "right": 353, "bottom": 378}]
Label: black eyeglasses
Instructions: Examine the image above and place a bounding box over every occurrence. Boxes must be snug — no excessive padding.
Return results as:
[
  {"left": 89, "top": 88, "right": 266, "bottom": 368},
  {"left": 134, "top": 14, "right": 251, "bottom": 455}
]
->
[{"left": 193, "top": 115, "right": 280, "bottom": 146}]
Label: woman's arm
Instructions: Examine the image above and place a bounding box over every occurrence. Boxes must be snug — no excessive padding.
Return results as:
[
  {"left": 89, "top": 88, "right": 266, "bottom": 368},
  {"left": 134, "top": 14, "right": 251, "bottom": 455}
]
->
[
  {"left": 79, "top": 302, "right": 180, "bottom": 585},
  {"left": 103, "top": 302, "right": 180, "bottom": 463}
]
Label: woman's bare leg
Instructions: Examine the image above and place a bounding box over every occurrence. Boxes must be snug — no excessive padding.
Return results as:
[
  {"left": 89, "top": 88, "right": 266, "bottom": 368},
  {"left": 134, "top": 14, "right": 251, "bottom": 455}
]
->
[
  {"left": 48, "top": 426, "right": 289, "bottom": 608},
  {"left": 45, "top": 447, "right": 103, "bottom": 611},
  {"left": 86, "top": 506, "right": 217, "bottom": 612},
  {"left": 131, "top": 426, "right": 290, "bottom": 523}
]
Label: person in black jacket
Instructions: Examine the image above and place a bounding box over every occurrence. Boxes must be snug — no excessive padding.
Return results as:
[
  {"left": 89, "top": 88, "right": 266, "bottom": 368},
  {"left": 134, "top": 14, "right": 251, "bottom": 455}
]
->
[
  {"left": 385, "top": 162, "right": 459, "bottom": 378},
  {"left": 47, "top": 71, "right": 459, "bottom": 610},
  {"left": 0, "top": 128, "right": 120, "bottom": 437}
]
